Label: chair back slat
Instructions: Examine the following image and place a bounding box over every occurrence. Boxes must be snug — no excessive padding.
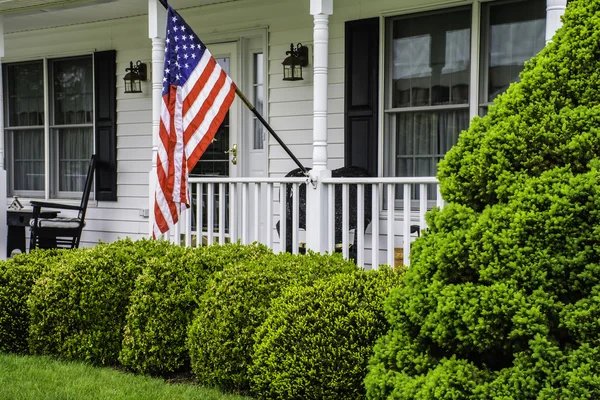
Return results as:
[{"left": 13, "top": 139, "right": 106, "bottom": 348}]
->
[{"left": 79, "top": 155, "right": 96, "bottom": 220}]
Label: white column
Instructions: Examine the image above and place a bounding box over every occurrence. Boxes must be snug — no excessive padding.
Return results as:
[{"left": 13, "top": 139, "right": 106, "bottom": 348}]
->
[
  {"left": 306, "top": 0, "right": 332, "bottom": 254},
  {"left": 0, "top": 16, "right": 6, "bottom": 260},
  {"left": 546, "top": 0, "right": 567, "bottom": 44},
  {"left": 148, "top": 0, "right": 167, "bottom": 236}
]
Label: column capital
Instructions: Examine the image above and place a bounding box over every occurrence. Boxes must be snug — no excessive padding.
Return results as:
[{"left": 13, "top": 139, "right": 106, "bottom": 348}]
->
[
  {"left": 148, "top": 0, "right": 167, "bottom": 39},
  {"left": 310, "top": 0, "right": 332, "bottom": 16}
]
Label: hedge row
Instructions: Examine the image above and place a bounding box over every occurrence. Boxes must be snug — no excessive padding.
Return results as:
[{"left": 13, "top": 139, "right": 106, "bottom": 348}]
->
[{"left": 0, "top": 239, "right": 403, "bottom": 399}]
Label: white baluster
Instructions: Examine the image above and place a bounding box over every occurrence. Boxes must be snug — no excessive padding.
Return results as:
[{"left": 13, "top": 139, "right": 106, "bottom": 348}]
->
[
  {"left": 219, "top": 183, "right": 225, "bottom": 245},
  {"left": 371, "top": 184, "right": 380, "bottom": 268},
  {"left": 342, "top": 184, "right": 349, "bottom": 260},
  {"left": 230, "top": 183, "right": 237, "bottom": 243},
  {"left": 419, "top": 184, "right": 427, "bottom": 231},
  {"left": 266, "top": 183, "right": 273, "bottom": 249},
  {"left": 185, "top": 203, "right": 192, "bottom": 247},
  {"left": 254, "top": 183, "right": 260, "bottom": 243},
  {"left": 357, "top": 184, "right": 365, "bottom": 268},
  {"left": 292, "top": 183, "right": 299, "bottom": 255},
  {"left": 242, "top": 183, "right": 249, "bottom": 245},
  {"left": 207, "top": 183, "right": 214, "bottom": 245},
  {"left": 280, "top": 183, "right": 287, "bottom": 253},
  {"left": 436, "top": 184, "right": 444, "bottom": 210},
  {"left": 403, "top": 184, "right": 411, "bottom": 267},
  {"left": 327, "top": 183, "right": 335, "bottom": 253},
  {"left": 196, "top": 183, "right": 203, "bottom": 246},
  {"left": 386, "top": 184, "right": 395, "bottom": 268}
]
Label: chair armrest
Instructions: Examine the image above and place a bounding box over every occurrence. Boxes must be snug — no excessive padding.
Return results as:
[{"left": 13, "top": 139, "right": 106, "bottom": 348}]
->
[{"left": 30, "top": 201, "right": 83, "bottom": 211}]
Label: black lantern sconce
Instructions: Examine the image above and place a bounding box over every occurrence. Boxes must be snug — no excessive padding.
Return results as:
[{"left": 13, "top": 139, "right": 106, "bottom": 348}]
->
[
  {"left": 282, "top": 43, "right": 309, "bottom": 81},
  {"left": 123, "top": 61, "right": 148, "bottom": 93}
]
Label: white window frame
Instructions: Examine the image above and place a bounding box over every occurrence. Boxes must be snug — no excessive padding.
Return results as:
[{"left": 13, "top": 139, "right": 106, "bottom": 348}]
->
[
  {"left": 4, "top": 53, "right": 95, "bottom": 200},
  {"left": 378, "top": 0, "right": 546, "bottom": 179}
]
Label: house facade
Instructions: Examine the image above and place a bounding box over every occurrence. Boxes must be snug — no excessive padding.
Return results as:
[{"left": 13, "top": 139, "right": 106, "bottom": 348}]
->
[{"left": 0, "top": 0, "right": 567, "bottom": 266}]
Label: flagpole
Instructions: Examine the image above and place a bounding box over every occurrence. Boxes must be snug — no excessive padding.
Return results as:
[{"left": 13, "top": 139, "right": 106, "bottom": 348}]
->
[
  {"left": 156, "top": 0, "right": 311, "bottom": 179},
  {"left": 234, "top": 88, "right": 310, "bottom": 177}
]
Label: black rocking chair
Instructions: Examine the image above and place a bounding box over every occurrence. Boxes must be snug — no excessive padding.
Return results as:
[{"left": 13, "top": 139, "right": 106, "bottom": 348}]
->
[{"left": 29, "top": 155, "right": 96, "bottom": 250}]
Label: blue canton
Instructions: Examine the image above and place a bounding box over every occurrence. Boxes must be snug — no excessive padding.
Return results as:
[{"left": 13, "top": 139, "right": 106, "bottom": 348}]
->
[{"left": 162, "top": 7, "right": 207, "bottom": 95}]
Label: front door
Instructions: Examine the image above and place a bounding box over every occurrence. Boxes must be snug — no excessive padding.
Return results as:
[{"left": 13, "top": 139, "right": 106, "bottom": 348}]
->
[{"left": 189, "top": 41, "right": 239, "bottom": 178}]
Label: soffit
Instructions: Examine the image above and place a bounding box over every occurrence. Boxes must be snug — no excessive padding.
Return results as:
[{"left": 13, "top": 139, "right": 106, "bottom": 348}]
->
[{"left": 2, "top": 0, "right": 239, "bottom": 34}]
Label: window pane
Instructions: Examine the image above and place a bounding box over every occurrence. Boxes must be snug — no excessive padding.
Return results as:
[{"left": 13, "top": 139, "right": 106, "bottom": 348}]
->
[
  {"left": 57, "top": 127, "right": 93, "bottom": 192},
  {"left": 5, "top": 62, "right": 44, "bottom": 127},
  {"left": 52, "top": 57, "right": 93, "bottom": 125},
  {"left": 484, "top": 0, "right": 545, "bottom": 102},
  {"left": 253, "top": 53, "right": 264, "bottom": 150},
  {"left": 393, "top": 109, "right": 469, "bottom": 177},
  {"left": 11, "top": 129, "right": 45, "bottom": 191},
  {"left": 391, "top": 9, "right": 471, "bottom": 108}
]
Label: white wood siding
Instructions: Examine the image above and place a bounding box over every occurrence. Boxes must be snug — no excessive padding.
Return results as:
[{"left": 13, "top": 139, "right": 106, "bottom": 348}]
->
[{"left": 4, "top": 0, "right": 466, "bottom": 248}]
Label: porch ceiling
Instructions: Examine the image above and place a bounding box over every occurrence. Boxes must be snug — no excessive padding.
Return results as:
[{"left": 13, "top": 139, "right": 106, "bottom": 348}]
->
[{"left": 2, "top": 0, "right": 239, "bottom": 34}]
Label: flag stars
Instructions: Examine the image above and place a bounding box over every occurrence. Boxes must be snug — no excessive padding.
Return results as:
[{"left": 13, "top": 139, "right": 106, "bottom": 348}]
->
[
  {"left": 185, "top": 63, "right": 189, "bottom": 69},
  {"left": 184, "top": 54, "right": 189, "bottom": 59},
  {"left": 173, "top": 25, "right": 179, "bottom": 32},
  {"left": 165, "top": 68, "right": 170, "bottom": 74},
  {"left": 182, "top": 44, "right": 188, "bottom": 50},
  {"left": 171, "top": 16, "right": 177, "bottom": 22},
  {"left": 174, "top": 36, "right": 179, "bottom": 41},
  {"left": 191, "top": 53, "right": 197, "bottom": 59},
  {"left": 175, "top": 45, "right": 179, "bottom": 51},
  {"left": 182, "top": 35, "right": 187, "bottom": 41},
  {"left": 180, "top": 25, "right": 186, "bottom": 31}
]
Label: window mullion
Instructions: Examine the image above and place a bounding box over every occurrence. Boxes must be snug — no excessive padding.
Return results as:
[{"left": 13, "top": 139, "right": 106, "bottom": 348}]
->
[
  {"left": 469, "top": 0, "right": 481, "bottom": 120},
  {"left": 43, "top": 58, "right": 50, "bottom": 200}
]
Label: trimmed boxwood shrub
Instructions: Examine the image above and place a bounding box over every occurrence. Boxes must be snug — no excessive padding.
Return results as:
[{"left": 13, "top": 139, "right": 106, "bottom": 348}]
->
[
  {"left": 187, "top": 251, "right": 359, "bottom": 392},
  {"left": 120, "top": 243, "right": 272, "bottom": 375},
  {"left": 366, "top": 1, "right": 600, "bottom": 398},
  {"left": 27, "top": 239, "right": 174, "bottom": 365},
  {"left": 0, "top": 249, "right": 65, "bottom": 354},
  {"left": 251, "top": 267, "right": 403, "bottom": 400}
]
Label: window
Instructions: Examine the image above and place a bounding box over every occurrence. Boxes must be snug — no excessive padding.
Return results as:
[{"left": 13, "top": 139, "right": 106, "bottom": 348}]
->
[
  {"left": 384, "top": 0, "right": 546, "bottom": 183},
  {"left": 252, "top": 53, "right": 264, "bottom": 150},
  {"left": 479, "top": 0, "right": 546, "bottom": 114},
  {"left": 385, "top": 8, "right": 471, "bottom": 183},
  {"left": 4, "top": 55, "right": 94, "bottom": 198}
]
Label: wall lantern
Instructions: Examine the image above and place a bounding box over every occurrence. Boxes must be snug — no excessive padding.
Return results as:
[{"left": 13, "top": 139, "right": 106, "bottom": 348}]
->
[
  {"left": 123, "top": 61, "right": 148, "bottom": 93},
  {"left": 282, "top": 43, "right": 309, "bottom": 81}
]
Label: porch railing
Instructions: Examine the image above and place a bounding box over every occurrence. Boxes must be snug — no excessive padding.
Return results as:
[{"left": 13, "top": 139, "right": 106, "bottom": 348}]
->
[{"left": 175, "top": 176, "right": 442, "bottom": 268}]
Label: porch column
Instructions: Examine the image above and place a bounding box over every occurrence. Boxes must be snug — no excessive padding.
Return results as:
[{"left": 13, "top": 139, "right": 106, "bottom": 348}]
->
[
  {"left": 0, "top": 16, "right": 6, "bottom": 260},
  {"left": 546, "top": 0, "right": 567, "bottom": 44},
  {"left": 148, "top": 0, "right": 166, "bottom": 236},
  {"left": 306, "top": 0, "right": 332, "bottom": 254}
]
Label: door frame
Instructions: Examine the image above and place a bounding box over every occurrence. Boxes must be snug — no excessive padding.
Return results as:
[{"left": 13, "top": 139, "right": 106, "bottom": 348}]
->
[{"left": 203, "top": 27, "right": 269, "bottom": 178}]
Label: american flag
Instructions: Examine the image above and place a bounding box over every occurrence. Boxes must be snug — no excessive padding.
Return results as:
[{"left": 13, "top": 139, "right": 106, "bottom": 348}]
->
[{"left": 154, "top": 5, "right": 236, "bottom": 238}]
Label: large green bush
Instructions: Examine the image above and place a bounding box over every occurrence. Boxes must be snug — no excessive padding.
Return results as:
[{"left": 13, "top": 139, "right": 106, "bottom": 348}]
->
[
  {"left": 366, "top": 1, "right": 600, "bottom": 398},
  {"left": 0, "top": 249, "right": 65, "bottom": 353},
  {"left": 187, "top": 251, "right": 359, "bottom": 392},
  {"left": 28, "top": 239, "right": 174, "bottom": 365},
  {"left": 251, "top": 267, "right": 403, "bottom": 400},
  {"left": 120, "top": 243, "right": 272, "bottom": 375}
]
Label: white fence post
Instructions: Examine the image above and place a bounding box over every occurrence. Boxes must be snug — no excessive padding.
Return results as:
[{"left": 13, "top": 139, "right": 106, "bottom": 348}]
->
[{"left": 306, "top": 0, "right": 333, "bottom": 254}]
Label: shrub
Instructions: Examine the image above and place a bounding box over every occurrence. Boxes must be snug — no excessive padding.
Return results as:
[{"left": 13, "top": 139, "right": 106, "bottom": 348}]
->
[
  {"left": 366, "top": 164, "right": 600, "bottom": 397},
  {"left": 0, "top": 249, "right": 65, "bottom": 354},
  {"left": 366, "top": 1, "right": 600, "bottom": 398},
  {"left": 187, "top": 251, "right": 359, "bottom": 392},
  {"left": 28, "top": 239, "right": 174, "bottom": 365},
  {"left": 250, "top": 267, "right": 403, "bottom": 400},
  {"left": 120, "top": 243, "right": 272, "bottom": 375}
]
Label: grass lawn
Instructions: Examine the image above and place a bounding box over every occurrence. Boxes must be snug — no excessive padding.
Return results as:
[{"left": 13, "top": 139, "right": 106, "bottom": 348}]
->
[{"left": 0, "top": 353, "right": 250, "bottom": 400}]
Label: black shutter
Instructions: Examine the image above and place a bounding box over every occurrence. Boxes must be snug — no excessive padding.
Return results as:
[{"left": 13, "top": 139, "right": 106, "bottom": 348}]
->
[
  {"left": 94, "top": 50, "right": 117, "bottom": 201},
  {"left": 344, "top": 18, "right": 379, "bottom": 177}
]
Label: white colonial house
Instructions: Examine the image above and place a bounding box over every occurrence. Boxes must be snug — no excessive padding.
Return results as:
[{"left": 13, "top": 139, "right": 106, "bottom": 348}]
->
[{"left": 0, "top": 0, "right": 567, "bottom": 267}]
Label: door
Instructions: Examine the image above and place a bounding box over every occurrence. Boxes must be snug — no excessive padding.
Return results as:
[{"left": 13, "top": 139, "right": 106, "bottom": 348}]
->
[
  {"left": 189, "top": 41, "right": 240, "bottom": 178},
  {"left": 188, "top": 42, "right": 239, "bottom": 241}
]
